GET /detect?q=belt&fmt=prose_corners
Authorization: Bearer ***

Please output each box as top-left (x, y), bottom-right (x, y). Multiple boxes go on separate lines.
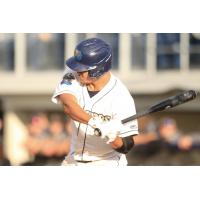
top-left (76, 160), bottom-right (93, 163)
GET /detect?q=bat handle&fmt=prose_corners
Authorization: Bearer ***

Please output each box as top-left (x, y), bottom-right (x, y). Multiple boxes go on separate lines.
top-left (94, 128), bottom-right (102, 136)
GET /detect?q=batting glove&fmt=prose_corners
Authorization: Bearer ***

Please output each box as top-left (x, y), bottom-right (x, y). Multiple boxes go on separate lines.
top-left (87, 117), bottom-right (103, 136)
top-left (99, 119), bottom-right (123, 144)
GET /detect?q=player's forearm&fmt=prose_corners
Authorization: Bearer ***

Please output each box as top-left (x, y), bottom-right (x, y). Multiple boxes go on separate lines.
top-left (59, 93), bottom-right (91, 124)
top-left (63, 102), bottom-right (91, 124)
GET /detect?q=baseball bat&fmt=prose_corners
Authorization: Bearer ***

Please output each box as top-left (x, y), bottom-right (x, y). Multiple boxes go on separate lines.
top-left (95, 90), bottom-right (197, 136)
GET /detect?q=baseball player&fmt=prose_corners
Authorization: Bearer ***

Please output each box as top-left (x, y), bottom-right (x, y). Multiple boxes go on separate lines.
top-left (52, 38), bottom-right (138, 166)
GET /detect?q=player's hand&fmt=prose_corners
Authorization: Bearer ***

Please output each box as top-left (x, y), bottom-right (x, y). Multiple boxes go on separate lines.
top-left (87, 117), bottom-right (103, 136)
top-left (99, 119), bottom-right (123, 144)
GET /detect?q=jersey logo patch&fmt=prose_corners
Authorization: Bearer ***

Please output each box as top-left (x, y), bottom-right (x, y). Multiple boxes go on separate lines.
top-left (86, 110), bottom-right (111, 122)
top-left (61, 80), bottom-right (72, 85)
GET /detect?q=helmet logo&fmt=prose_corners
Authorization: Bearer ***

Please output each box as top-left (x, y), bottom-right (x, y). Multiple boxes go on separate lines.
top-left (88, 66), bottom-right (97, 70)
top-left (74, 49), bottom-right (82, 61)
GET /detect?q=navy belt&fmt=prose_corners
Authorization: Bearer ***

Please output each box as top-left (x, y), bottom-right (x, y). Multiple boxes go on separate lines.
top-left (76, 160), bottom-right (93, 163)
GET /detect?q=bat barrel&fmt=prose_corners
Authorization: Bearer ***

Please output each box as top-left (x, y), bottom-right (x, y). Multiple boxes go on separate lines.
top-left (167, 90), bottom-right (197, 107)
top-left (176, 90), bottom-right (197, 103)
top-left (149, 90), bottom-right (197, 112)
top-left (121, 90), bottom-right (197, 125)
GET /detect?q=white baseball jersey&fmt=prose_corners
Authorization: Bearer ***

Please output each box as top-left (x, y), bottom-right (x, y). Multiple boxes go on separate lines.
top-left (52, 73), bottom-right (138, 166)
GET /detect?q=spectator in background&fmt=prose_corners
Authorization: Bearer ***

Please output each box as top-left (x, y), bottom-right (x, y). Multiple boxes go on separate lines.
top-left (24, 112), bottom-right (71, 165)
top-left (131, 116), bottom-right (160, 157)
top-left (129, 117), bottom-right (190, 165)
top-left (134, 116), bottom-right (158, 145)
top-left (129, 116), bottom-right (200, 165)
top-left (28, 112), bottom-right (49, 136)
top-left (25, 112), bottom-right (52, 165)
top-left (158, 117), bottom-right (193, 151)
top-left (132, 117), bottom-right (190, 154)
top-left (177, 135), bottom-right (193, 151)
top-left (177, 131), bottom-right (200, 151)
top-left (64, 117), bottom-right (74, 138)
top-left (48, 114), bottom-right (70, 157)
top-left (158, 117), bottom-right (182, 150)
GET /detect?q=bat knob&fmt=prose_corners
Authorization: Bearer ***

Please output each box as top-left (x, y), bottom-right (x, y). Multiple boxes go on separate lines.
top-left (94, 128), bottom-right (102, 136)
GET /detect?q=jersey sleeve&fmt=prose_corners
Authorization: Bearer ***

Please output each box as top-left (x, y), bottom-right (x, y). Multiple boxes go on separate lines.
top-left (111, 85), bottom-right (138, 138)
top-left (51, 79), bottom-right (81, 104)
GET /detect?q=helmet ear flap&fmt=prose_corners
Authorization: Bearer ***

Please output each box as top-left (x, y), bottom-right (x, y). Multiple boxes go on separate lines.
top-left (88, 58), bottom-right (112, 78)
top-left (88, 65), bottom-right (105, 78)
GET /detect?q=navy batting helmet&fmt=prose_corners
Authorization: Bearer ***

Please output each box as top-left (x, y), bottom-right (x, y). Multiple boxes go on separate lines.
top-left (66, 38), bottom-right (112, 78)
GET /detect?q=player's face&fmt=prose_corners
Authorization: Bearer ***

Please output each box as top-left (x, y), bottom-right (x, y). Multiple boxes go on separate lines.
top-left (76, 71), bottom-right (94, 85)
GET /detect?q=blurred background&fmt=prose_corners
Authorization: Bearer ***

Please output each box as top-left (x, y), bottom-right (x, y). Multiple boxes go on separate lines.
top-left (0, 33), bottom-right (200, 166)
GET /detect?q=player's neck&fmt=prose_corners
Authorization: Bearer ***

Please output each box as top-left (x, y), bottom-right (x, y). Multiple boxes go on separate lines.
top-left (87, 72), bottom-right (111, 91)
